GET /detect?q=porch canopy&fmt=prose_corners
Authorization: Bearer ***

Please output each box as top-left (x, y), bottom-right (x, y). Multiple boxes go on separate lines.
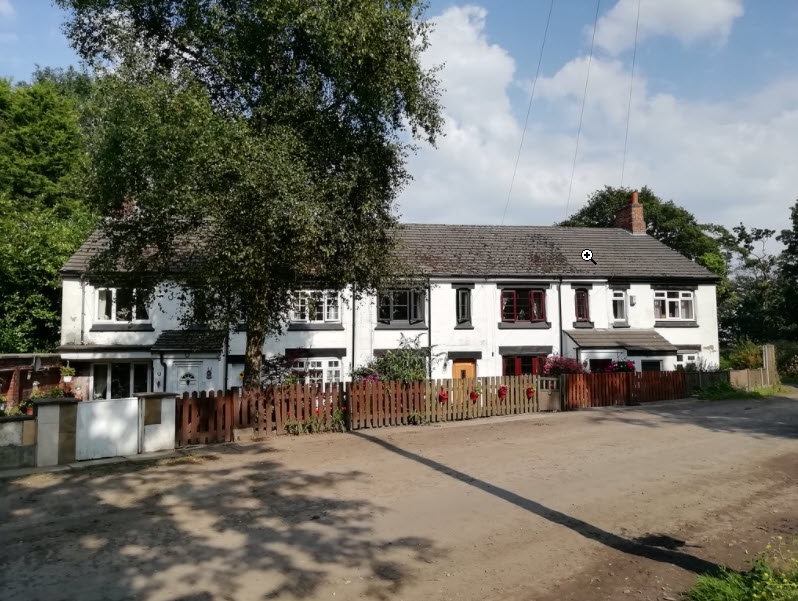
top-left (565, 329), bottom-right (677, 355)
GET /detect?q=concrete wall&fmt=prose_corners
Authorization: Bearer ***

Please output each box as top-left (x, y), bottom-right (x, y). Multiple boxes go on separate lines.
top-left (0, 417), bottom-right (36, 468)
top-left (75, 398), bottom-right (139, 461)
top-left (141, 395), bottom-right (176, 453)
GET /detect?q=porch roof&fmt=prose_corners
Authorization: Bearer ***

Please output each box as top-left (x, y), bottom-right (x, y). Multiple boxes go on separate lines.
top-left (565, 329), bottom-right (677, 352)
top-left (151, 330), bottom-right (225, 354)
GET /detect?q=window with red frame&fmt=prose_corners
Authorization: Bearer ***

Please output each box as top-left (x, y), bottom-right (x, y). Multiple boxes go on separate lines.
top-left (575, 288), bottom-right (590, 322)
top-left (503, 356), bottom-right (545, 376)
top-left (500, 289), bottom-right (546, 322)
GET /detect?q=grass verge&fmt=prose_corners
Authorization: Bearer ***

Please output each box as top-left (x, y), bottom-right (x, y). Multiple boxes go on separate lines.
top-left (698, 381), bottom-right (790, 401)
top-left (687, 538), bottom-right (798, 601)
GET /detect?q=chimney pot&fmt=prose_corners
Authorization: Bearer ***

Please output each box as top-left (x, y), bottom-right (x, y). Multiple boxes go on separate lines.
top-left (631, 191), bottom-right (639, 204)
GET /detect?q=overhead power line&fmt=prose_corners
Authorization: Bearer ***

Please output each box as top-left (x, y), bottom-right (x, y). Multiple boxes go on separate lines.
top-left (564, 0), bottom-right (601, 220)
top-left (500, 0), bottom-right (556, 225)
top-left (620, 0), bottom-right (642, 187)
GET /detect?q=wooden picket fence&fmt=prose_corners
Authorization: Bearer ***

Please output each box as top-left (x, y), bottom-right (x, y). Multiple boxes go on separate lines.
top-left (564, 371), bottom-right (686, 409)
top-left (175, 375), bottom-right (559, 447)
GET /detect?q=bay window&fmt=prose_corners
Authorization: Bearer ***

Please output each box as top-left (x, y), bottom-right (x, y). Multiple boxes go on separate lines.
top-left (501, 289), bottom-right (546, 322)
top-left (654, 290), bottom-right (695, 321)
top-left (292, 358), bottom-right (342, 386)
top-left (92, 362), bottom-right (150, 400)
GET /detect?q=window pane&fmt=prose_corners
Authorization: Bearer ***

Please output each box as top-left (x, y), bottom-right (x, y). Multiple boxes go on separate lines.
top-left (133, 364), bottom-right (149, 394)
top-left (654, 299), bottom-right (666, 318)
top-left (293, 294), bottom-right (308, 321)
top-left (501, 291), bottom-right (515, 321)
top-left (613, 292), bottom-right (625, 320)
top-left (410, 291), bottom-right (423, 323)
top-left (667, 291), bottom-right (678, 299)
top-left (504, 357), bottom-right (518, 376)
top-left (134, 291), bottom-right (149, 321)
top-left (532, 291), bottom-right (545, 321)
top-left (681, 298), bottom-right (694, 319)
top-left (93, 364), bottom-right (108, 399)
top-left (520, 357), bottom-right (533, 374)
top-left (98, 289), bottom-right (112, 321)
top-left (668, 300), bottom-right (679, 318)
top-left (115, 289), bottom-right (133, 322)
top-left (392, 291), bottom-right (409, 321)
top-left (325, 293), bottom-right (339, 321)
top-left (516, 292), bottom-right (531, 321)
top-left (110, 363), bottom-right (131, 399)
top-left (378, 293), bottom-right (391, 323)
top-left (309, 291), bottom-right (324, 321)
top-left (575, 290), bottom-right (589, 321)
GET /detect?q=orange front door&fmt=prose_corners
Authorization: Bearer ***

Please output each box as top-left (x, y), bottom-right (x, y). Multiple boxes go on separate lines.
top-left (452, 359), bottom-right (476, 379)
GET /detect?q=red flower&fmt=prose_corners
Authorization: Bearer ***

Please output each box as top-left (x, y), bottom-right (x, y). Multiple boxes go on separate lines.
top-left (315, 408), bottom-right (321, 415)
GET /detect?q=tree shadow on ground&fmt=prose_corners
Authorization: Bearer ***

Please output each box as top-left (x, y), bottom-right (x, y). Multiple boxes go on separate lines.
top-left (585, 394), bottom-right (798, 440)
top-left (0, 446), bottom-right (442, 601)
top-left (352, 431), bottom-right (725, 577)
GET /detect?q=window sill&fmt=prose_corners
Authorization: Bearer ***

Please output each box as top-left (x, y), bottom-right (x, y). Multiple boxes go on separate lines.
top-left (612, 322), bottom-right (631, 329)
top-left (454, 322), bottom-right (474, 330)
top-left (375, 323), bottom-right (428, 331)
top-left (287, 323), bottom-right (344, 331)
top-left (655, 321), bottom-right (698, 328)
top-left (90, 323), bottom-right (154, 332)
top-left (497, 321), bottom-right (551, 330)
top-left (572, 321), bottom-right (594, 329)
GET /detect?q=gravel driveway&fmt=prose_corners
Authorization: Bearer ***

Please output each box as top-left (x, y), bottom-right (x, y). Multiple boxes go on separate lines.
top-left (2, 392), bottom-right (797, 601)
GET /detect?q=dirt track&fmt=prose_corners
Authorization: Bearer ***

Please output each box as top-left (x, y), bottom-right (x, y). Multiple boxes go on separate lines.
top-left (2, 392), bottom-right (798, 601)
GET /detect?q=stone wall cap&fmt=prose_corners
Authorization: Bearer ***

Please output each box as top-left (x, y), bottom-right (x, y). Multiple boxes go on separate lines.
top-left (31, 397), bottom-right (80, 406)
top-left (0, 414), bottom-right (35, 423)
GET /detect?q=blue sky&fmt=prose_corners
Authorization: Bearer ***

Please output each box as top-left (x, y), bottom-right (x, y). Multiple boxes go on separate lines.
top-left (2, 0), bottom-right (798, 234)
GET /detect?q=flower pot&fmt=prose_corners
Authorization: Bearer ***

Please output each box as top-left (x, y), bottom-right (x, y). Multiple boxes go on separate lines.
top-left (438, 390), bottom-right (449, 404)
top-left (497, 387), bottom-right (508, 400)
top-left (62, 375), bottom-right (73, 383)
top-left (470, 392), bottom-right (479, 402)
top-left (25, 405), bottom-right (33, 416)
top-left (526, 387), bottom-right (535, 399)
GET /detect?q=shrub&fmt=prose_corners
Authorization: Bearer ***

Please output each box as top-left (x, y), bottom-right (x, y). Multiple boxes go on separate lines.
top-left (29, 386), bottom-right (67, 400)
top-left (728, 338), bottom-right (764, 370)
top-left (775, 340), bottom-right (798, 378)
top-left (60, 365), bottom-right (76, 377)
top-left (542, 355), bottom-right (585, 377)
top-left (407, 410), bottom-right (426, 425)
top-left (604, 359), bottom-right (635, 373)
top-left (353, 335), bottom-right (430, 382)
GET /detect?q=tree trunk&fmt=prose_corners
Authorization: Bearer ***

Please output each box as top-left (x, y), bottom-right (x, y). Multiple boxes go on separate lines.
top-left (243, 321), bottom-right (265, 389)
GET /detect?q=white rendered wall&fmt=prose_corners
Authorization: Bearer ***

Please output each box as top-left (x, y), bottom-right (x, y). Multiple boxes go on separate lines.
top-left (75, 398), bottom-right (139, 460)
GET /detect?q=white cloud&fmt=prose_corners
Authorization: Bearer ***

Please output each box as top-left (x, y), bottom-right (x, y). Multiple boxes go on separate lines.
top-left (594, 0), bottom-right (744, 55)
top-left (0, 0), bottom-right (14, 19)
top-left (397, 4), bottom-right (798, 236)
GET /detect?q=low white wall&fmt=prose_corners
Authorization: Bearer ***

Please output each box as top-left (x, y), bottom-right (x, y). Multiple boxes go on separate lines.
top-left (142, 397), bottom-right (175, 453)
top-left (76, 398), bottom-right (139, 461)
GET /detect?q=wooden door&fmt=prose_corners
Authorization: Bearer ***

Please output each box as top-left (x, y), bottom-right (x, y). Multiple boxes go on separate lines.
top-left (452, 359), bottom-right (476, 379)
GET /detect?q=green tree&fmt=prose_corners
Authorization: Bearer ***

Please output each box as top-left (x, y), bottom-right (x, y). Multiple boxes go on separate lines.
top-left (57, 0), bottom-right (443, 385)
top-left (558, 186), bottom-right (738, 341)
top-left (0, 73), bottom-right (96, 352)
top-left (776, 199), bottom-right (798, 339)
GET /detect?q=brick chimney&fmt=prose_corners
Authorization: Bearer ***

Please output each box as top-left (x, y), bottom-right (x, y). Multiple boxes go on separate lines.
top-left (615, 190), bottom-right (646, 234)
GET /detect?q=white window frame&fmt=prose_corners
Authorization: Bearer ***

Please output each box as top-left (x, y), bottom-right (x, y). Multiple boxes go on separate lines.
top-left (290, 291), bottom-right (341, 324)
top-left (654, 290), bottom-right (695, 321)
top-left (612, 290), bottom-right (627, 322)
top-left (456, 288), bottom-right (471, 324)
top-left (96, 287), bottom-right (150, 323)
top-left (292, 358), bottom-right (342, 387)
top-left (90, 362), bottom-right (151, 400)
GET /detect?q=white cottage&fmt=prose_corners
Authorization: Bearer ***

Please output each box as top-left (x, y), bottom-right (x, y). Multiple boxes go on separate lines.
top-left (58, 196), bottom-right (719, 400)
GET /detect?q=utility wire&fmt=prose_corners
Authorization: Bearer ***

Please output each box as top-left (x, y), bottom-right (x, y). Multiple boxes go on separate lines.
top-left (564, 0), bottom-right (601, 220)
top-left (620, 0), bottom-right (642, 187)
top-left (500, 0), bottom-right (556, 225)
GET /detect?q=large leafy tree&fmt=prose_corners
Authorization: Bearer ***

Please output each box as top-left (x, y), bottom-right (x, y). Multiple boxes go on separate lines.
top-left (57, 0), bottom-right (443, 385)
top-left (0, 70), bottom-right (96, 352)
top-left (558, 186), bottom-right (738, 341)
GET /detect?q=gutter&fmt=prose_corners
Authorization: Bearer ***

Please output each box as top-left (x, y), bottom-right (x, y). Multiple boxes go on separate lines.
top-left (557, 276), bottom-right (564, 356)
top-left (223, 330), bottom-right (229, 392)
top-left (427, 280), bottom-right (432, 379)
top-left (80, 276), bottom-right (86, 345)
top-left (159, 352), bottom-right (167, 393)
top-left (351, 283), bottom-right (357, 377)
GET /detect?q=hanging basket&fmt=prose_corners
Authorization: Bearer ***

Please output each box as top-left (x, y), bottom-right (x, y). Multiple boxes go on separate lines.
top-left (470, 391), bottom-right (479, 402)
top-left (438, 390), bottom-right (449, 404)
top-left (497, 385), bottom-right (508, 400)
top-left (62, 375), bottom-right (73, 383)
top-left (526, 386), bottom-right (536, 398)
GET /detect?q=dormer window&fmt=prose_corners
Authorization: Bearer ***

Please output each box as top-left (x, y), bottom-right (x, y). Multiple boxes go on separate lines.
top-left (97, 288), bottom-right (149, 322)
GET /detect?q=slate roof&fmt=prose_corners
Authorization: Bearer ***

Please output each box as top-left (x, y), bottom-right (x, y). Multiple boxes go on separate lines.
top-left (151, 329), bottom-right (225, 353)
top-left (63, 224), bottom-right (717, 281)
top-left (396, 225), bottom-right (716, 280)
top-left (565, 329), bottom-right (678, 352)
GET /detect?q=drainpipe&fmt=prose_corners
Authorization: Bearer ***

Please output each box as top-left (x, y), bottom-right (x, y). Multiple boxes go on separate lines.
top-left (223, 330), bottom-right (230, 392)
top-left (427, 281), bottom-right (432, 379)
top-left (557, 276), bottom-right (564, 356)
top-left (159, 352), bottom-right (167, 392)
top-left (351, 284), bottom-right (357, 378)
top-left (79, 276), bottom-right (86, 345)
